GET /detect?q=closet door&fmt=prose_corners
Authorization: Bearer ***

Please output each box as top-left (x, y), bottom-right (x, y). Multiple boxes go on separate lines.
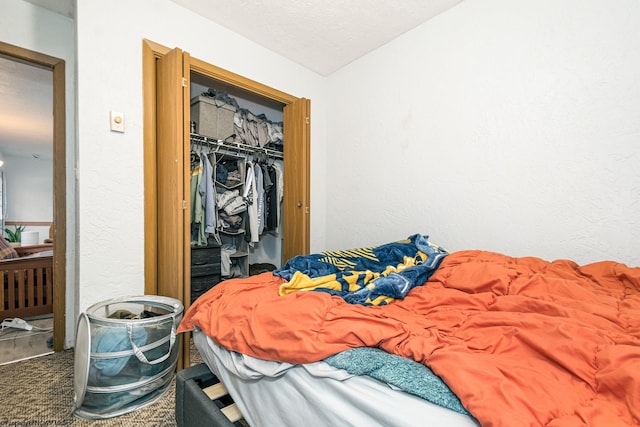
top-left (145, 41), bottom-right (311, 370)
top-left (283, 97), bottom-right (311, 262)
top-left (156, 47), bottom-right (190, 302)
top-left (155, 47), bottom-right (191, 369)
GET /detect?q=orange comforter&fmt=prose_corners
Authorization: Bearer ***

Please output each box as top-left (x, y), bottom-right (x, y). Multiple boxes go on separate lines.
top-left (179, 250), bottom-right (640, 426)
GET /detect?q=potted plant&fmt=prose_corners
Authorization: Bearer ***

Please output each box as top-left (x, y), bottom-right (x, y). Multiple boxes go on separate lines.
top-left (4, 224), bottom-right (25, 246)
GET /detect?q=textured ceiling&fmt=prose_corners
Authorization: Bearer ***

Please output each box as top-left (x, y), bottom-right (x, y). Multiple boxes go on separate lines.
top-left (171, 0), bottom-right (463, 76)
top-left (2, 0), bottom-right (463, 160)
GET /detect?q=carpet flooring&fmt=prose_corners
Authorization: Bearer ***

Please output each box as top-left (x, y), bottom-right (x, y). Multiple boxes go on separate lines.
top-left (0, 343), bottom-right (202, 426)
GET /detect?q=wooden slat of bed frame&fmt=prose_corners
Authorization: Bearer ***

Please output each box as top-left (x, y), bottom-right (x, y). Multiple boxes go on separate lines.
top-left (202, 382), bottom-right (245, 424)
top-left (203, 382), bottom-right (228, 400)
top-left (28, 269), bottom-right (36, 308)
top-left (8, 270), bottom-right (17, 309)
top-left (220, 404), bottom-right (243, 423)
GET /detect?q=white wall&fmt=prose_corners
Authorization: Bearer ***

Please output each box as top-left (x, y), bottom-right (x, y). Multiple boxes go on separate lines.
top-left (3, 154), bottom-right (53, 243)
top-left (0, 1), bottom-right (76, 346)
top-left (75, 0), bottom-right (328, 317)
top-left (326, 0), bottom-right (640, 267)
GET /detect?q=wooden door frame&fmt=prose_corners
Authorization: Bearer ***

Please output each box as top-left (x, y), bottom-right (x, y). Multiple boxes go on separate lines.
top-left (142, 39), bottom-right (310, 296)
top-left (0, 41), bottom-right (66, 352)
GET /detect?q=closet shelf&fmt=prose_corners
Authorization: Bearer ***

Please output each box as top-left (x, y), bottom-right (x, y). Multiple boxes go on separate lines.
top-left (215, 180), bottom-right (243, 191)
top-left (219, 228), bottom-right (245, 236)
top-left (191, 133), bottom-right (283, 160)
top-left (229, 251), bottom-right (248, 259)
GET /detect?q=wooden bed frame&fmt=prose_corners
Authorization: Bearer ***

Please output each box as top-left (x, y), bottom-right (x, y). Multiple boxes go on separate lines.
top-left (0, 245), bottom-right (53, 320)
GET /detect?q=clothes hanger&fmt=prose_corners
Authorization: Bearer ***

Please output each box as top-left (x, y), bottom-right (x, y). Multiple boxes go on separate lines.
top-left (190, 142), bottom-right (199, 163)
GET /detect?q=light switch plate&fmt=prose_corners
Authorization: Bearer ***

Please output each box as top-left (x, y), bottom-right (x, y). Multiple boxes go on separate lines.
top-left (110, 111), bottom-right (125, 133)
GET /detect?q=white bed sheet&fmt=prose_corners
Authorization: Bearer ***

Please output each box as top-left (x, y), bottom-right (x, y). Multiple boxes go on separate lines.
top-left (193, 330), bottom-right (479, 427)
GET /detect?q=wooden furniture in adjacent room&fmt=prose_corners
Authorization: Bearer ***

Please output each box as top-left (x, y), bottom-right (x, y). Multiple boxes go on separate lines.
top-left (0, 248), bottom-right (53, 320)
top-left (14, 243), bottom-right (53, 257)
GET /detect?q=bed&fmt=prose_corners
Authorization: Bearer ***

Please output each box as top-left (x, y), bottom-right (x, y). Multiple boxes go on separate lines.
top-left (0, 247), bottom-right (53, 321)
top-left (178, 234), bottom-right (640, 427)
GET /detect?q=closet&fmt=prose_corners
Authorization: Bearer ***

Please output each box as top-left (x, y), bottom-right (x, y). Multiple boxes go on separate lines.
top-left (143, 41), bottom-right (310, 369)
top-left (189, 78), bottom-right (287, 291)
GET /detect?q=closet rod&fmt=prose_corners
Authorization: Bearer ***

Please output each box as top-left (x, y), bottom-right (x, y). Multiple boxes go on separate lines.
top-left (190, 133), bottom-right (284, 160)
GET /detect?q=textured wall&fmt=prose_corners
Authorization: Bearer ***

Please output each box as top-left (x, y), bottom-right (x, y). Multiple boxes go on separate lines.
top-left (4, 155), bottom-right (53, 224)
top-left (75, 0), bottom-right (328, 313)
top-left (326, 0), bottom-right (640, 266)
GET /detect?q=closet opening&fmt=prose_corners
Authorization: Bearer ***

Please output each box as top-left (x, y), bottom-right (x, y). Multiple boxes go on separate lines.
top-left (143, 40), bottom-right (310, 368)
top-left (0, 41), bottom-right (66, 354)
top-left (188, 72), bottom-right (286, 299)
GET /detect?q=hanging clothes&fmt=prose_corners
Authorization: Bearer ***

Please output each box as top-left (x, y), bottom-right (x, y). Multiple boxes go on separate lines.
top-left (254, 163), bottom-right (265, 236)
top-left (244, 161), bottom-right (259, 244)
top-left (201, 153), bottom-right (219, 244)
top-left (190, 153), bottom-right (207, 246)
top-left (264, 164), bottom-right (277, 232)
top-left (272, 162), bottom-right (284, 236)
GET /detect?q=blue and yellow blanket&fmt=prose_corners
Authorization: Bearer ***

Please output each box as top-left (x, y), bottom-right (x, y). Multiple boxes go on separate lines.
top-left (274, 234), bottom-right (448, 305)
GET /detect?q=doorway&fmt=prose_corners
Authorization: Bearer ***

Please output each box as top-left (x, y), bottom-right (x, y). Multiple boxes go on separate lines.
top-left (0, 41), bottom-right (66, 355)
top-left (142, 40), bottom-right (310, 368)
